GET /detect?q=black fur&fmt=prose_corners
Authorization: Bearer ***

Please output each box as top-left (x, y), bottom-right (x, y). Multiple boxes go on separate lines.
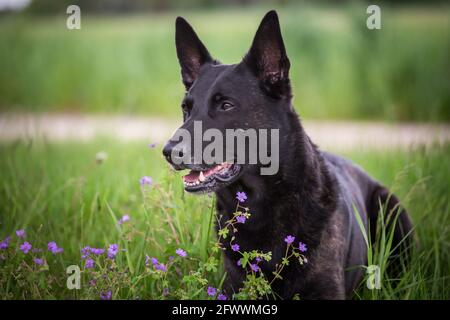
top-left (163, 10), bottom-right (414, 299)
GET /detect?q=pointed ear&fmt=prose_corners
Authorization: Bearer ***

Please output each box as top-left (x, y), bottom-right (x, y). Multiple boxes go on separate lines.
top-left (243, 10), bottom-right (291, 98)
top-left (175, 17), bottom-right (213, 90)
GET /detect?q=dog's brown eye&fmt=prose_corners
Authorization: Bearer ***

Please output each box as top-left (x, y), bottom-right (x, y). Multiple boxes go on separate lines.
top-left (219, 102), bottom-right (234, 111)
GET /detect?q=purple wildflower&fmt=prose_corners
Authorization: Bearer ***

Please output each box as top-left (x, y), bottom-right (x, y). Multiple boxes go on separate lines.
top-left (100, 291), bottom-right (112, 300)
top-left (237, 259), bottom-right (242, 266)
top-left (107, 244), bottom-right (119, 259)
top-left (0, 236), bottom-right (11, 250)
top-left (90, 248), bottom-right (105, 255)
top-left (16, 229), bottom-right (26, 238)
top-left (140, 176), bottom-right (153, 186)
top-left (162, 288), bottom-right (170, 296)
top-left (155, 263), bottom-right (167, 272)
top-left (169, 256), bottom-right (174, 261)
top-left (151, 257), bottom-right (159, 265)
top-left (175, 248), bottom-right (187, 258)
top-left (231, 244), bottom-right (240, 252)
top-left (48, 242), bottom-right (57, 252)
top-left (20, 241), bottom-right (32, 254)
top-left (236, 215), bottom-right (246, 224)
top-left (85, 259), bottom-right (95, 269)
top-left (81, 246), bottom-right (91, 259)
top-left (250, 263), bottom-right (260, 272)
top-left (207, 286), bottom-right (217, 297)
top-left (145, 255), bottom-right (150, 267)
top-left (217, 293), bottom-right (227, 300)
top-left (255, 257), bottom-right (262, 262)
top-left (89, 279), bottom-right (97, 287)
top-left (236, 191), bottom-right (247, 203)
top-left (298, 242), bottom-right (308, 252)
top-left (48, 241), bottom-right (63, 254)
top-left (33, 258), bottom-right (44, 265)
top-left (284, 235), bottom-right (295, 245)
top-left (118, 214), bottom-right (130, 226)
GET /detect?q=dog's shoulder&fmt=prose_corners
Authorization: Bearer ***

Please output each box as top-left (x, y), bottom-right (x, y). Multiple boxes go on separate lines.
top-left (321, 151), bottom-right (376, 192)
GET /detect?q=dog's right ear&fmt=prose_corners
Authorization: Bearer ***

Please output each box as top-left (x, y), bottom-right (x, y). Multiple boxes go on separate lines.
top-left (243, 10), bottom-right (291, 99)
top-left (175, 17), bottom-right (213, 90)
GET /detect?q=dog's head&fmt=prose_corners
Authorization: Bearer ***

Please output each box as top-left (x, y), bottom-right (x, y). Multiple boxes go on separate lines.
top-left (163, 10), bottom-right (293, 193)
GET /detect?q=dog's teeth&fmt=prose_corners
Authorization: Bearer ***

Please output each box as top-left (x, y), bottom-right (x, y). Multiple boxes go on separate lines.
top-left (199, 171), bottom-right (205, 182)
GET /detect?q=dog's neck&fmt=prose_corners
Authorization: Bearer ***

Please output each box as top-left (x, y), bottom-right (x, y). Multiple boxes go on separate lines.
top-left (215, 110), bottom-right (337, 252)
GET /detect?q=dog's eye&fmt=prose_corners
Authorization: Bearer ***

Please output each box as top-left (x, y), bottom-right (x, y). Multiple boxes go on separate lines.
top-left (219, 102), bottom-right (234, 111)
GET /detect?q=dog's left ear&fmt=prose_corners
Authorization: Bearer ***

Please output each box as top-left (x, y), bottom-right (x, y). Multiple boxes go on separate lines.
top-left (243, 10), bottom-right (291, 99)
top-left (175, 16), bottom-right (213, 90)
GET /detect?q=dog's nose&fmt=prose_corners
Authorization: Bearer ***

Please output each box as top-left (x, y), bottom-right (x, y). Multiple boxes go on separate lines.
top-left (162, 140), bottom-right (186, 167)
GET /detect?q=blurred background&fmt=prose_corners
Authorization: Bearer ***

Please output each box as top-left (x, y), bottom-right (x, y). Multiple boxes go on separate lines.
top-left (0, 0), bottom-right (448, 122)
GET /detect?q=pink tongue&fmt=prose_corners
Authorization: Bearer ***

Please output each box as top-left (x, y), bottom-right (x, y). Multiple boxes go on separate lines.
top-left (183, 170), bottom-right (200, 183)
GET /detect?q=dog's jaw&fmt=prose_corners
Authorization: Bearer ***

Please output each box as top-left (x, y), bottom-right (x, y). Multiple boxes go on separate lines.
top-left (182, 163), bottom-right (242, 193)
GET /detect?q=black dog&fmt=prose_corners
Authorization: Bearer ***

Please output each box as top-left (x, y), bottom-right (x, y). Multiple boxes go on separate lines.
top-left (163, 10), bottom-right (413, 299)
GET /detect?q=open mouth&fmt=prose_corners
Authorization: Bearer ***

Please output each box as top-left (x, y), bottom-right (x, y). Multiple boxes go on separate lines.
top-left (182, 162), bottom-right (241, 193)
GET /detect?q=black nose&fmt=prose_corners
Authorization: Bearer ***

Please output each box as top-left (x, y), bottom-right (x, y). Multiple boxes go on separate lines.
top-left (162, 140), bottom-right (186, 167)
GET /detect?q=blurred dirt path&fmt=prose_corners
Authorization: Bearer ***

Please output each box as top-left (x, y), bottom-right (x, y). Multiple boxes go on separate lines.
top-left (0, 113), bottom-right (449, 151)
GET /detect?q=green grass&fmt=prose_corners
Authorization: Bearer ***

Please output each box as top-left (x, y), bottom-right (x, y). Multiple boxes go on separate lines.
top-left (0, 140), bottom-right (448, 299)
top-left (0, 4), bottom-right (449, 121)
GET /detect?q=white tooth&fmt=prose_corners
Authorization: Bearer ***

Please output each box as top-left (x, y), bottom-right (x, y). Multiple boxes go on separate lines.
top-left (199, 171), bottom-right (205, 182)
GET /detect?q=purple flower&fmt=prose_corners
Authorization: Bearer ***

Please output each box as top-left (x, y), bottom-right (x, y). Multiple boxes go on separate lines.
top-left (236, 215), bottom-right (246, 224)
top-left (151, 257), bottom-right (159, 265)
top-left (140, 176), bottom-right (153, 186)
top-left (0, 236), bottom-right (11, 250)
top-left (255, 257), bottom-right (262, 262)
top-left (48, 241), bottom-right (63, 254)
top-left (20, 241), bottom-right (32, 254)
top-left (118, 214), bottom-right (130, 226)
top-left (237, 259), bottom-right (242, 266)
top-left (90, 248), bottom-right (105, 255)
top-left (85, 259), bottom-right (95, 269)
top-left (33, 258), bottom-right (44, 265)
top-left (162, 288), bottom-right (170, 296)
top-left (169, 256), bottom-right (174, 261)
top-left (231, 244), bottom-right (240, 252)
top-left (155, 263), bottom-right (167, 272)
top-left (207, 286), bottom-right (217, 297)
top-left (284, 235), bottom-right (295, 245)
top-left (250, 263), bottom-right (260, 272)
top-left (81, 246), bottom-right (91, 259)
top-left (89, 279), bottom-right (97, 287)
top-left (16, 229), bottom-right (26, 238)
top-left (236, 191), bottom-right (247, 203)
top-left (175, 248), bottom-right (187, 258)
top-left (100, 290), bottom-right (112, 300)
top-left (107, 244), bottom-right (119, 259)
top-left (298, 242), bottom-right (308, 252)
top-left (217, 293), bottom-right (227, 300)
top-left (48, 242), bottom-right (57, 252)
top-left (145, 255), bottom-right (150, 267)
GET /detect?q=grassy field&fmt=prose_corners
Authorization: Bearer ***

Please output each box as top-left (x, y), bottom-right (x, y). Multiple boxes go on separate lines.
top-left (0, 140), bottom-right (448, 299)
top-left (0, 4), bottom-right (449, 121)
